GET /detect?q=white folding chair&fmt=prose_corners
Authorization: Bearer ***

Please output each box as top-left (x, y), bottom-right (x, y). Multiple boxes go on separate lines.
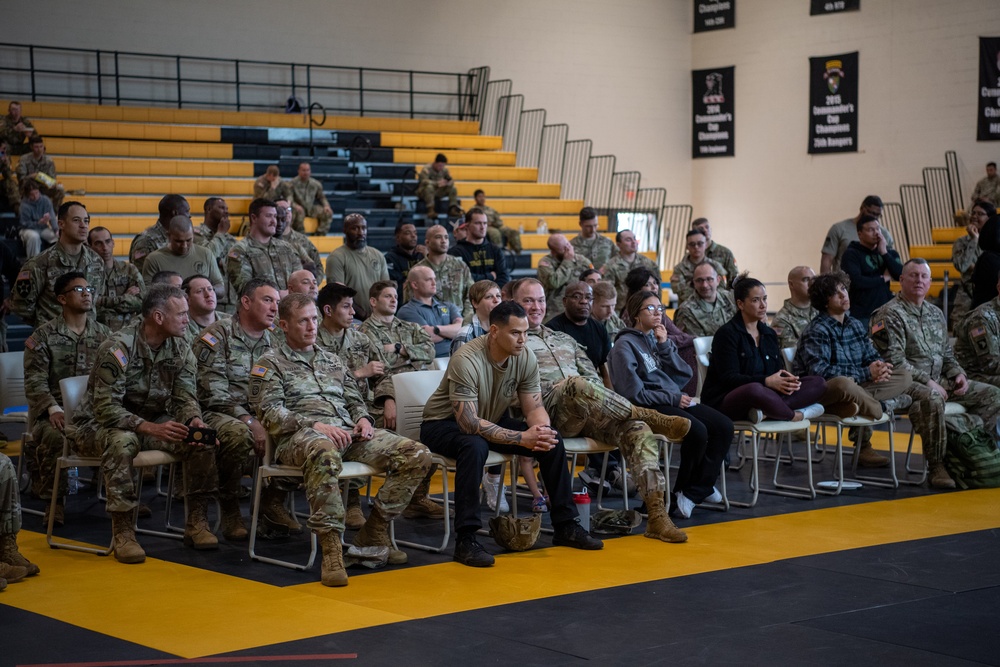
top-left (431, 357), bottom-right (450, 371)
top-left (899, 401), bottom-right (966, 486)
top-left (0, 351), bottom-right (38, 513)
top-left (811, 412), bottom-right (897, 492)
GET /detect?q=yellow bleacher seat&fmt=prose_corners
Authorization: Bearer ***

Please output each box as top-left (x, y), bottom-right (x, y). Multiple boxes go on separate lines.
top-left (58, 156), bottom-right (254, 178)
top-left (930, 227), bottom-right (968, 244)
top-left (380, 132), bottom-right (502, 151)
top-left (394, 148), bottom-right (516, 166)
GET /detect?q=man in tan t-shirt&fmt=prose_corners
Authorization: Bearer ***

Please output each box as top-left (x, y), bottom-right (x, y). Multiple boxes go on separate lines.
top-left (142, 216), bottom-right (225, 297)
top-left (420, 300), bottom-right (603, 567)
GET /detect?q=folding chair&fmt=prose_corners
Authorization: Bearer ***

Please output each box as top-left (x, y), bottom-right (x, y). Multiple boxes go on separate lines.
top-left (811, 412), bottom-right (896, 492)
top-left (0, 351), bottom-right (39, 514)
top-left (431, 357), bottom-right (450, 371)
top-left (900, 401), bottom-right (966, 486)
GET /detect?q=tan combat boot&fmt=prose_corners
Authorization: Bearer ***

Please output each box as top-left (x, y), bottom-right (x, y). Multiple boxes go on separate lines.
top-left (0, 561), bottom-right (28, 584)
top-left (353, 507), bottom-right (407, 565)
top-left (426, 206), bottom-right (437, 219)
top-left (319, 531), bottom-right (348, 587)
top-left (183, 498), bottom-right (219, 550)
top-left (631, 406), bottom-right (691, 441)
top-left (1, 534), bottom-right (40, 576)
top-left (260, 486), bottom-right (304, 535)
top-left (643, 493), bottom-right (688, 543)
top-left (344, 487), bottom-right (366, 529)
top-left (857, 445), bottom-right (890, 468)
top-left (219, 498), bottom-right (249, 541)
top-left (929, 462), bottom-right (957, 490)
top-left (110, 511), bottom-right (146, 564)
top-left (401, 466), bottom-right (447, 519)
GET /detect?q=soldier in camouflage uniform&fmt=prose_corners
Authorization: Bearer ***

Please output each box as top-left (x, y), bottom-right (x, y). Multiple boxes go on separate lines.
top-left (969, 162), bottom-right (1000, 208)
top-left (15, 137), bottom-right (64, 210)
top-left (475, 190), bottom-right (522, 253)
top-left (0, 146), bottom-right (20, 214)
top-left (249, 293), bottom-right (432, 586)
top-left (359, 281), bottom-right (436, 375)
top-left (194, 197), bottom-right (238, 314)
top-left (87, 226), bottom-right (144, 332)
top-left (129, 194), bottom-right (189, 276)
top-left (1, 452), bottom-right (41, 586)
top-left (416, 153), bottom-right (458, 218)
top-left (672, 229), bottom-right (728, 306)
top-left (673, 262), bottom-right (736, 337)
top-left (771, 266), bottom-right (818, 349)
top-left (227, 198), bottom-right (303, 297)
top-left (253, 165), bottom-right (293, 203)
top-left (68, 284), bottom-right (220, 564)
top-left (870, 259), bottom-right (1000, 489)
top-left (954, 286), bottom-right (1000, 388)
top-left (12, 201), bottom-right (105, 328)
top-left (692, 218), bottom-right (739, 284)
top-left (182, 275), bottom-right (229, 345)
top-left (571, 207), bottom-right (616, 271)
top-left (289, 163), bottom-right (333, 233)
top-left (0, 101), bottom-right (36, 156)
top-left (192, 278), bottom-right (297, 541)
top-left (274, 198), bottom-right (323, 282)
top-left (23, 272), bottom-right (110, 524)
top-left (407, 224), bottom-right (474, 319)
top-left (511, 279), bottom-right (691, 543)
top-left (603, 230), bottom-right (661, 306)
top-left (537, 233), bottom-right (593, 322)
top-left (951, 201), bottom-right (993, 325)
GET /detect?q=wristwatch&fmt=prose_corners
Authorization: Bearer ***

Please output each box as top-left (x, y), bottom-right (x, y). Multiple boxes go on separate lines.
top-left (433, 326), bottom-right (441, 336)
top-left (394, 342), bottom-right (403, 355)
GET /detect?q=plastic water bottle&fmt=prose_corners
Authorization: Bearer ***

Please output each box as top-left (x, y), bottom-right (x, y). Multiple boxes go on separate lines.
top-left (68, 466), bottom-right (80, 494)
top-left (537, 218), bottom-right (547, 235)
top-left (572, 489), bottom-right (591, 530)
top-left (519, 222), bottom-right (525, 234)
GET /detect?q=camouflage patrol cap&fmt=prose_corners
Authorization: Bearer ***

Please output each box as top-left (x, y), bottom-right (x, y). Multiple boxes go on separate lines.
top-left (590, 509), bottom-right (642, 535)
top-left (489, 514), bottom-right (541, 552)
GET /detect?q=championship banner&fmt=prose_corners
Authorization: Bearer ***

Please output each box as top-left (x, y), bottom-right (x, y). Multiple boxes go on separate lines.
top-left (810, 0), bottom-right (859, 15)
top-left (808, 52), bottom-right (858, 154)
top-left (693, 0), bottom-right (734, 33)
top-left (692, 66), bottom-right (735, 158)
top-left (978, 36), bottom-right (1000, 141)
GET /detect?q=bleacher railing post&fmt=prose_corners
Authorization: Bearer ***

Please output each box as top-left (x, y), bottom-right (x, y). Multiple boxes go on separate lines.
top-left (29, 45), bottom-right (35, 101)
top-left (96, 50), bottom-right (103, 106)
top-left (175, 56), bottom-right (182, 109)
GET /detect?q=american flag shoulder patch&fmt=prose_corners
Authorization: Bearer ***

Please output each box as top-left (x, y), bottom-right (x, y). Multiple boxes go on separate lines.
top-left (250, 365), bottom-right (268, 378)
top-left (200, 332), bottom-right (219, 346)
top-left (112, 347), bottom-right (129, 368)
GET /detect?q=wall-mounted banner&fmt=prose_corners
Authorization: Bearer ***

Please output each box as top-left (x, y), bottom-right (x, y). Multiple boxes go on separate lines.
top-left (808, 52), bottom-right (858, 154)
top-left (810, 0), bottom-right (859, 15)
top-left (978, 36), bottom-right (1000, 141)
top-left (693, 0), bottom-right (734, 33)
top-left (692, 66), bottom-right (735, 158)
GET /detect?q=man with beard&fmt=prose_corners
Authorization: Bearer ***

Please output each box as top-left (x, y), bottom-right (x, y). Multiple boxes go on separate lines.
top-left (287, 269), bottom-right (319, 300)
top-left (326, 213), bottom-right (389, 320)
top-left (227, 198), bottom-right (303, 298)
top-left (673, 262), bottom-right (736, 337)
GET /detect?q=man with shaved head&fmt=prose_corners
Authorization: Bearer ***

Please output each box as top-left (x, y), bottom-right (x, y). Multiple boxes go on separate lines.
top-left (326, 213), bottom-right (389, 320)
top-left (141, 215), bottom-right (225, 297)
top-left (537, 233), bottom-right (593, 322)
top-left (129, 194), bottom-right (189, 275)
top-left (771, 266), bottom-right (818, 349)
top-left (408, 223), bottom-right (474, 319)
top-left (396, 265), bottom-right (463, 357)
top-left (286, 269), bottom-right (319, 300)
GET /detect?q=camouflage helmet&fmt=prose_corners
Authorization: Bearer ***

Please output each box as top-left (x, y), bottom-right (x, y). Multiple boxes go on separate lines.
top-left (590, 509), bottom-right (642, 535)
top-left (489, 514), bottom-right (541, 552)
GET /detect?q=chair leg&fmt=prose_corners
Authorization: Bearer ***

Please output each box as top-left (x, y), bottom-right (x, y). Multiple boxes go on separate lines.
top-left (46, 458), bottom-right (113, 556)
top-left (727, 430), bottom-right (760, 508)
top-left (247, 472), bottom-right (317, 571)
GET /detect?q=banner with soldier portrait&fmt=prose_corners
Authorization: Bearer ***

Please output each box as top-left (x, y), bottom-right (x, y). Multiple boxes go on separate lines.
top-left (692, 66), bottom-right (735, 158)
top-left (978, 36), bottom-right (1000, 141)
top-left (808, 51), bottom-right (858, 154)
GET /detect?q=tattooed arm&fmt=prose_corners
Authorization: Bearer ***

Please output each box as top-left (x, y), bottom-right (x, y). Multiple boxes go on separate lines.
top-left (518, 391), bottom-right (550, 429)
top-left (452, 398), bottom-right (557, 451)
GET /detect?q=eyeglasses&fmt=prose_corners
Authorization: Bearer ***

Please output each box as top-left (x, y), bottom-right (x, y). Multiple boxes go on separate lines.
top-left (642, 304), bottom-right (666, 314)
top-left (62, 286), bottom-right (96, 295)
top-left (567, 293), bottom-right (594, 302)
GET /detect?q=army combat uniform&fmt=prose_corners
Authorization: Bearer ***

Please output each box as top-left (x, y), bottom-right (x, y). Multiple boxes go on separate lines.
top-left (128, 222), bottom-right (169, 276)
top-left (536, 252), bottom-right (593, 321)
top-left (12, 243), bottom-right (105, 327)
top-left (670, 256), bottom-right (727, 307)
top-left (771, 299), bottom-right (819, 350)
top-left (570, 234), bottom-right (616, 271)
top-left (284, 229), bottom-right (324, 282)
top-left (673, 291), bottom-right (736, 337)
top-left (482, 205), bottom-right (522, 253)
top-left (705, 241), bottom-right (738, 285)
top-left (96, 260), bottom-right (144, 332)
top-left (290, 177), bottom-right (332, 233)
top-left (603, 253), bottom-right (660, 307)
top-left (951, 233), bottom-right (981, 325)
top-left (954, 297), bottom-right (1000, 387)
top-left (359, 316), bottom-right (436, 375)
top-left (407, 254), bottom-right (475, 320)
top-left (415, 163), bottom-right (457, 215)
top-left (194, 225), bottom-right (238, 313)
top-left (316, 325), bottom-right (395, 426)
top-left (227, 236), bottom-right (303, 296)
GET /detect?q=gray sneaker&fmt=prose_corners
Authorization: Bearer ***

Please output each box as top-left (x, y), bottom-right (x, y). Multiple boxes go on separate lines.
top-left (881, 394), bottom-right (913, 415)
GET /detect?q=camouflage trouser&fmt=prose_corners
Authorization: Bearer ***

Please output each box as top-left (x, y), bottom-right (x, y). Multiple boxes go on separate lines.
top-left (291, 204), bottom-right (333, 234)
top-left (275, 427), bottom-right (432, 535)
top-left (0, 453), bottom-right (21, 535)
top-left (203, 412), bottom-right (253, 504)
top-left (30, 418), bottom-right (67, 499)
top-left (416, 183), bottom-right (458, 211)
top-left (907, 379), bottom-right (1000, 463)
top-left (74, 422), bottom-right (219, 513)
top-left (486, 225), bottom-right (523, 253)
top-left (951, 286), bottom-right (973, 327)
top-left (545, 376), bottom-right (664, 498)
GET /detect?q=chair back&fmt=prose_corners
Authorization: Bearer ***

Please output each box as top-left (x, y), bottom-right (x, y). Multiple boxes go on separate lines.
top-left (58, 375), bottom-right (89, 424)
top-left (393, 369), bottom-right (446, 441)
top-left (782, 347), bottom-right (795, 371)
top-left (692, 336), bottom-right (713, 399)
top-left (0, 351), bottom-right (27, 413)
top-left (431, 357), bottom-right (450, 371)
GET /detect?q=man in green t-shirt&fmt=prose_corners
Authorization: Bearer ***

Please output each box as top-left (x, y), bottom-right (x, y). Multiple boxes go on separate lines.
top-left (421, 301), bottom-right (603, 567)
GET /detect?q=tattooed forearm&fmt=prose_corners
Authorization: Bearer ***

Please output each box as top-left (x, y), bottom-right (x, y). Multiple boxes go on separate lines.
top-left (453, 400), bottom-right (523, 445)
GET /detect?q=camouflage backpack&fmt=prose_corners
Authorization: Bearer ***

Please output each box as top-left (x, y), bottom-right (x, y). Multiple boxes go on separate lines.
top-left (945, 426), bottom-right (1000, 489)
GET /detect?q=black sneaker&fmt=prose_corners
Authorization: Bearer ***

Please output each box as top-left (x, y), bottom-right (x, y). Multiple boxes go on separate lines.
top-left (454, 535), bottom-right (495, 567)
top-left (552, 521), bottom-right (604, 550)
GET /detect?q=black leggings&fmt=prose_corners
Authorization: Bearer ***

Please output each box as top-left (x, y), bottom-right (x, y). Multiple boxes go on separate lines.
top-left (650, 402), bottom-right (733, 504)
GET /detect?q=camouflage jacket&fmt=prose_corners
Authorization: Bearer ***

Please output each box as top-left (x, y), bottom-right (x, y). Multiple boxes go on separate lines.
top-left (603, 311), bottom-right (626, 340)
top-left (407, 254), bottom-right (474, 319)
top-left (15, 152), bottom-right (57, 181)
top-left (481, 204), bottom-right (503, 228)
top-left (706, 241), bottom-right (738, 284)
top-left (192, 314), bottom-right (277, 419)
top-left (952, 234), bottom-right (981, 284)
top-left (971, 175), bottom-right (1000, 207)
top-left (284, 229), bottom-right (323, 281)
top-left (194, 225), bottom-right (237, 310)
top-left (96, 260), bottom-right (144, 332)
top-left (571, 234), bottom-right (616, 271)
top-left (954, 297), bottom-right (1000, 385)
top-left (870, 296), bottom-right (962, 385)
top-left (771, 299), bottom-right (819, 350)
top-left (316, 325), bottom-right (394, 405)
top-left (183, 312), bottom-right (230, 346)
top-left (0, 113), bottom-right (34, 152)
top-left (290, 177), bottom-right (329, 210)
top-left (227, 235), bottom-right (303, 295)
top-left (23, 315), bottom-right (111, 425)
top-left (128, 222), bottom-right (169, 275)
top-left (12, 242), bottom-right (106, 327)
top-left (72, 323), bottom-right (202, 433)
top-left (417, 164), bottom-right (452, 189)
top-left (253, 176), bottom-right (293, 202)
top-left (525, 325), bottom-right (601, 396)
top-left (358, 316), bottom-right (435, 374)
top-left (673, 290), bottom-right (736, 337)
top-left (603, 253), bottom-right (660, 306)
top-left (670, 256), bottom-right (728, 306)
top-left (537, 253), bottom-right (593, 320)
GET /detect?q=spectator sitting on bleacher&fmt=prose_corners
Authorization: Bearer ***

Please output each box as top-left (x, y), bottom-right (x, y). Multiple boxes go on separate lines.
top-left (16, 136), bottom-right (64, 211)
top-left (537, 233), bottom-right (593, 322)
top-left (951, 201), bottom-right (993, 325)
top-left (672, 229), bottom-right (727, 307)
top-left (396, 266), bottom-right (463, 358)
top-left (602, 229), bottom-right (660, 306)
top-left (193, 197), bottom-right (236, 313)
top-left (88, 226), bottom-right (144, 332)
top-left (274, 198), bottom-right (322, 282)
top-left (771, 266), bottom-right (817, 350)
top-left (359, 280), bottom-right (435, 376)
top-left (287, 269), bottom-right (318, 300)
top-left (142, 216), bottom-right (225, 299)
top-left (570, 207), bottom-right (616, 271)
top-left (416, 153), bottom-right (458, 219)
top-left (385, 222), bottom-right (425, 299)
top-left (13, 201), bottom-right (104, 327)
top-left (840, 214), bottom-right (903, 329)
top-left (449, 207), bottom-right (509, 289)
top-left (182, 274), bottom-right (228, 344)
top-left (820, 195), bottom-right (896, 273)
top-left (18, 178), bottom-right (56, 258)
top-left (673, 262), bottom-right (736, 337)
top-left (325, 213), bottom-right (389, 321)
top-left (253, 165), bottom-right (292, 203)
top-left (0, 101), bottom-right (35, 156)
top-left (0, 143), bottom-right (20, 215)
top-left (476, 189), bottom-right (522, 254)
top-left (970, 161), bottom-right (1000, 209)
top-left (592, 279), bottom-right (625, 339)
top-left (954, 270), bottom-right (1000, 388)
top-left (580, 267), bottom-right (602, 287)
top-left (129, 194), bottom-right (189, 275)
top-left (289, 162), bottom-right (332, 234)
top-left (227, 198), bottom-right (303, 300)
top-left (408, 224), bottom-right (473, 320)
top-left (691, 218), bottom-right (738, 285)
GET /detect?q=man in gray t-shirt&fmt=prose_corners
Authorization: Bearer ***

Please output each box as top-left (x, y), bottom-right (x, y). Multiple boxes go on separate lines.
top-left (396, 266), bottom-right (463, 357)
top-left (820, 195), bottom-right (895, 273)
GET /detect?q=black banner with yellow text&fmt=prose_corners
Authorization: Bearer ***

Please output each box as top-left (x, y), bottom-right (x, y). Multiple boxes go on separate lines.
top-left (692, 66), bottom-right (735, 158)
top-left (808, 52), bottom-right (858, 154)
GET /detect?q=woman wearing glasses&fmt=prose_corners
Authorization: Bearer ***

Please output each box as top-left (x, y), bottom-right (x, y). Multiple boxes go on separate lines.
top-left (608, 289), bottom-right (732, 520)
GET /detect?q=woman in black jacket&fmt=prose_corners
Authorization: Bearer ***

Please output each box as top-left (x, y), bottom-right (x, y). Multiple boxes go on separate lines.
top-left (701, 274), bottom-right (826, 422)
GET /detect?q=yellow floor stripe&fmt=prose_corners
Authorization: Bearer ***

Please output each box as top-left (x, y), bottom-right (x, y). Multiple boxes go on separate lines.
top-left (4, 488), bottom-right (998, 658)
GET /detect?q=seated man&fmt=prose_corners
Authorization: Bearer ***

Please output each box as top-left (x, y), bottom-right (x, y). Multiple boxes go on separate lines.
top-left (397, 266), bottom-right (463, 358)
top-left (603, 229), bottom-right (660, 306)
top-left (385, 222), bottom-right (425, 300)
top-left (476, 189), bottom-right (522, 253)
top-left (129, 194), bottom-right (189, 276)
top-left (592, 280), bottom-right (626, 339)
top-left (537, 233), bottom-right (593, 322)
top-left (286, 269), bottom-right (319, 300)
top-left (0, 143), bottom-right (20, 214)
top-left (182, 274), bottom-right (227, 343)
top-left (274, 198), bottom-right (323, 282)
top-left (420, 300), bottom-right (604, 567)
top-left (228, 198), bottom-right (303, 298)
top-left (673, 262), bottom-right (736, 337)
top-left (249, 293), bottom-right (433, 586)
top-left (672, 229), bottom-right (727, 306)
top-left (870, 259), bottom-right (1000, 489)
top-left (142, 216), bottom-right (225, 297)
top-left (792, 271), bottom-right (913, 466)
top-left (409, 224), bottom-right (474, 319)
top-left (289, 162), bottom-right (333, 234)
top-left (416, 153), bottom-right (458, 218)
top-left (691, 218), bottom-right (738, 283)
top-left (193, 197), bottom-right (236, 313)
top-left (449, 207), bottom-right (510, 289)
top-left (18, 178), bottom-right (57, 258)
top-left (326, 213), bottom-right (389, 320)
top-left (69, 284), bottom-right (221, 563)
top-left (954, 270), bottom-right (1000, 387)
top-left (547, 280), bottom-right (611, 378)
top-left (820, 195), bottom-right (896, 273)
top-left (580, 268), bottom-right (602, 287)
top-left (15, 136), bottom-right (64, 211)
top-left (359, 281), bottom-right (436, 375)
top-left (150, 270), bottom-right (182, 288)
top-left (0, 101), bottom-right (35, 156)
top-left (192, 278), bottom-right (297, 541)
top-left (512, 278), bottom-right (691, 542)
top-left (23, 271), bottom-right (110, 522)
top-left (0, 452), bottom-right (40, 586)
top-left (970, 161), bottom-right (1000, 209)
top-left (771, 266), bottom-right (817, 349)
top-left (840, 214), bottom-right (903, 328)
top-left (253, 165), bottom-right (292, 203)
top-left (88, 226), bottom-right (144, 332)
top-left (571, 207), bottom-right (616, 271)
